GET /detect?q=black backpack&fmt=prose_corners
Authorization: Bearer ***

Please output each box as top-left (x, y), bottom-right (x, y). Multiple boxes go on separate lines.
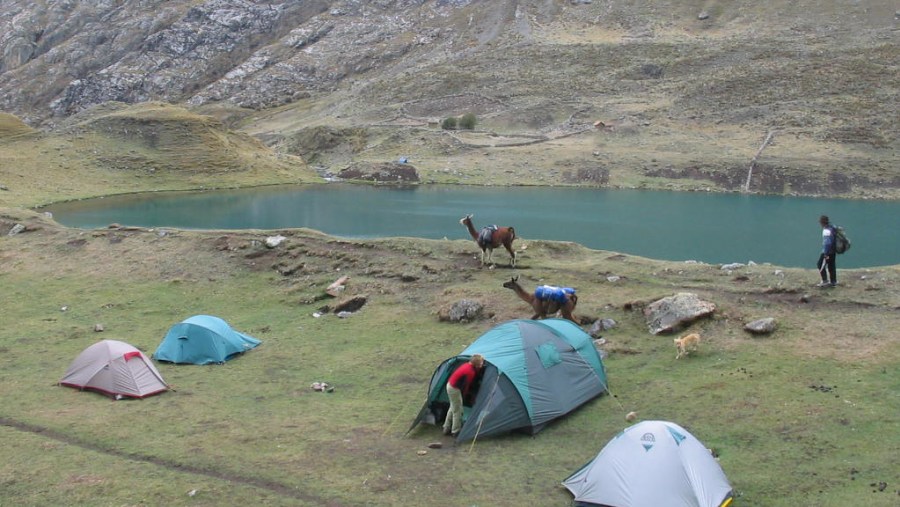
top-left (833, 226), bottom-right (851, 254)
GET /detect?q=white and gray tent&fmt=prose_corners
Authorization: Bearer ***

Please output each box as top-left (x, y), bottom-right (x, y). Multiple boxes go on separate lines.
top-left (563, 420), bottom-right (733, 507)
top-left (60, 340), bottom-right (169, 399)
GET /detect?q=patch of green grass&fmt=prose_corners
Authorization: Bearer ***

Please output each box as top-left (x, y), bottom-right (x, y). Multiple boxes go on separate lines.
top-left (1, 208), bottom-right (898, 506)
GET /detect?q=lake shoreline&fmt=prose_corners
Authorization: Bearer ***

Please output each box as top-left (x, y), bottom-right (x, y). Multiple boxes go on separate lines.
top-left (42, 183), bottom-right (900, 269)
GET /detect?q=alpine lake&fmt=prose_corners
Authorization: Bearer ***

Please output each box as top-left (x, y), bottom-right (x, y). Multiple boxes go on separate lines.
top-left (43, 184), bottom-right (900, 269)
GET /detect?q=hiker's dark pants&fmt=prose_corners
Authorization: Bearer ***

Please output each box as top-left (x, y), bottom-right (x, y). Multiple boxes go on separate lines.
top-left (817, 253), bottom-right (836, 284)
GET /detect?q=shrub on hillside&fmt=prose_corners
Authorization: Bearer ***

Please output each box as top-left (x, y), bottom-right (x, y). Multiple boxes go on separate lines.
top-left (458, 113), bottom-right (477, 130)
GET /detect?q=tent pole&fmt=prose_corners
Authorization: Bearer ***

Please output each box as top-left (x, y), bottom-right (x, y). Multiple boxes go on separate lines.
top-left (467, 372), bottom-right (502, 452)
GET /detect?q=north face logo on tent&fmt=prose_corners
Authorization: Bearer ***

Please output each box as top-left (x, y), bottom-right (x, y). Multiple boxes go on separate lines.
top-left (641, 432), bottom-right (655, 451)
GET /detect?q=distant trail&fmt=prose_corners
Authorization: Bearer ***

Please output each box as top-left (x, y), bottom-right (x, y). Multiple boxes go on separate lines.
top-left (745, 130), bottom-right (777, 192)
top-left (0, 416), bottom-right (327, 503)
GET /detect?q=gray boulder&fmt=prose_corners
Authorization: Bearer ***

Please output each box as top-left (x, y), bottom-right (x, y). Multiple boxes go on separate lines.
top-left (644, 292), bottom-right (716, 334)
top-left (588, 318), bottom-right (617, 338)
top-left (744, 317), bottom-right (777, 335)
top-left (441, 299), bottom-right (484, 323)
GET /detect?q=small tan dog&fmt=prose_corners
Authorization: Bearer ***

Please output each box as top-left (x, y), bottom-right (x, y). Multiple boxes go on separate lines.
top-left (674, 333), bottom-right (701, 359)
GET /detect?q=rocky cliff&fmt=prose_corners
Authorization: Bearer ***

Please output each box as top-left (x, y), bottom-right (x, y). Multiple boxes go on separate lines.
top-left (1, 0), bottom-right (898, 197)
top-left (1, 0), bottom-right (478, 125)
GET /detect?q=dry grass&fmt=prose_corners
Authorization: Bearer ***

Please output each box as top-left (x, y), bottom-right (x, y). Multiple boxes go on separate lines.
top-left (0, 103), bottom-right (319, 209)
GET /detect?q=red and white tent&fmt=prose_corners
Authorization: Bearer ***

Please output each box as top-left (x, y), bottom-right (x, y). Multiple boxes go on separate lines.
top-left (60, 340), bottom-right (169, 399)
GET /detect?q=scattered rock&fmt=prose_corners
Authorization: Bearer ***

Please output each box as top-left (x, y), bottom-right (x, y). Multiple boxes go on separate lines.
top-left (310, 382), bottom-right (333, 392)
top-left (0, 184), bottom-right (8, 191)
top-left (625, 411), bottom-right (637, 422)
top-left (644, 293), bottom-right (716, 334)
top-left (416, 450), bottom-right (428, 456)
top-left (427, 442), bottom-right (443, 449)
top-left (93, 324), bottom-right (104, 332)
top-left (721, 263), bottom-right (744, 271)
top-left (334, 296), bottom-right (367, 314)
top-left (265, 235), bottom-right (287, 248)
top-left (744, 317), bottom-right (777, 335)
top-left (326, 275), bottom-right (350, 297)
top-left (338, 162), bottom-right (420, 183)
top-left (588, 318), bottom-right (616, 337)
top-left (439, 299), bottom-right (485, 323)
top-left (698, 11), bottom-right (710, 20)
top-left (7, 224), bottom-right (25, 236)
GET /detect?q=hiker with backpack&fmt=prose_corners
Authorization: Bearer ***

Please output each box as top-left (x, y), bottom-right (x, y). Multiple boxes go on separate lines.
top-left (817, 215), bottom-right (839, 287)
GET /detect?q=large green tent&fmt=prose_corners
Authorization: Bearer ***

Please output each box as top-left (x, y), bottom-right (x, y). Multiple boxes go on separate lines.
top-left (410, 319), bottom-right (608, 442)
top-left (153, 315), bottom-right (261, 365)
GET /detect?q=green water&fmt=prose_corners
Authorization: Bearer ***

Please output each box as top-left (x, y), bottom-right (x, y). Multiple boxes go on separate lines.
top-left (44, 185), bottom-right (900, 268)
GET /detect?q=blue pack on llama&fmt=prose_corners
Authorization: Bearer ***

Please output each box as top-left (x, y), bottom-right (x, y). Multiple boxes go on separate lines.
top-left (534, 285), bottom-right (576, 304)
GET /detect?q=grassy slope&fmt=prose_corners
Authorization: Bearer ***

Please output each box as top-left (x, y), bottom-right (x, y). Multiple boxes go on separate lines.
top-left (0, 103), bottom-right (318, 208)
top-left (0, 206), bottom-right (898, 506)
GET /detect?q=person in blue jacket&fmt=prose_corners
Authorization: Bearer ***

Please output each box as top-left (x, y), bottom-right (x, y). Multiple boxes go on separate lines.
top-left (817, 215), bottom-right (837, 287)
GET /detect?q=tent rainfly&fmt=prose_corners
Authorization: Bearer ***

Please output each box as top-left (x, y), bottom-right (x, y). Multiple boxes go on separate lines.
top-left (60, 339), bottom-right (169, 399)
top-left (153, 315), bottom-right (261, 365)
top-left (563, 420), bottom-right (733, 507)
top-left (410, 318), bottom-right (608, 442)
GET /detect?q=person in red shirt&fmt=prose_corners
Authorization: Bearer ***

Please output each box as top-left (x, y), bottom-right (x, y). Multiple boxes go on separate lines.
top-left (442, 354), bottom-right (485, 436)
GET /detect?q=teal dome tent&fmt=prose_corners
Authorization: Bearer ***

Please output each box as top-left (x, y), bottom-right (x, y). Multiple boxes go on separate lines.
top-left (153, 315), bottom-right (261, 365)
top-left (410, 319), bottom-right (608, 442)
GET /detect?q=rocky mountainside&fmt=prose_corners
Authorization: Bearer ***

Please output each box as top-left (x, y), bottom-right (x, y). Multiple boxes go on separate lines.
top-left (1, 0), bottom-right (479, 124)
top-left (1, 0), bottom-right (898, 197)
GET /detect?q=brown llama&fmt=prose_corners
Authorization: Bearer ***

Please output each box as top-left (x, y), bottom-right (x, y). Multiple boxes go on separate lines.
top-left (502, 276), bottom-right (578, 323)
top-left (460, 213), bottom-right (516, 267)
